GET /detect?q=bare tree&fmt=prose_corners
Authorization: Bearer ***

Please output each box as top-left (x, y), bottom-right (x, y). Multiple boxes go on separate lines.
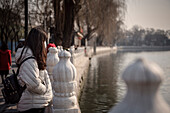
top-left (53, 0), bottom-right (81, 49)
top-left (78, 0), bottom-right (126, 46)
top-left (52, 0), bottom-right (126, 48)
top-left (53, 0), bottom-right (63, 46)
top-left (28, 0), bottom-right (54, 31)
top-left (0, 0), bottom-right (24, 51)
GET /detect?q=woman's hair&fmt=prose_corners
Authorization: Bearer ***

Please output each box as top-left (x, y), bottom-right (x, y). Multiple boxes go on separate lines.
top-left (25, 27), bottom-right (47, 70)
top-left (0, 41), bottom-right (8, 51)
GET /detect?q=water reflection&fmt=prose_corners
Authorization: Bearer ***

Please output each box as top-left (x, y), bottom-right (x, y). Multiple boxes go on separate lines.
top-left (79, 51), bottom-right (170, 113)
top-left (79, 53), bottom-right (124, 113)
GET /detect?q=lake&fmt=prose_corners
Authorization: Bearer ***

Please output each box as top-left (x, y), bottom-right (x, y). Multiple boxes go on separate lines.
top-left (79, 51), bottom-right (170, 113)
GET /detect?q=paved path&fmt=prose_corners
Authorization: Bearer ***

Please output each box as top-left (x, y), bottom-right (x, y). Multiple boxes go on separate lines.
top-left (0, 56), bottom-right (18, 113)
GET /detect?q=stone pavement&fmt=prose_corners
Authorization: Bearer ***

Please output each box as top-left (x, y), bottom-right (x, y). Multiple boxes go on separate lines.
top-left (0, 56), bottom-right (18, 113)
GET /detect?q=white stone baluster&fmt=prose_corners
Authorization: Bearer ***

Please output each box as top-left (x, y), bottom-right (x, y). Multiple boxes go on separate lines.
top-left (46, 47), bottom-right (59, 83)
top-left (109, 58), bottom-right (170, 113)
top-left (70, 46), bottom-right (74, 64)
top-left (52, 50), bottom-right (81, 113)
top-left (57, 46), bottom-right (63, 54)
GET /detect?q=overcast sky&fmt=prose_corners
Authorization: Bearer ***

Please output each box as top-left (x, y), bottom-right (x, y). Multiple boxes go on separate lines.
top-left (124, 0), bottom-right (170, 30)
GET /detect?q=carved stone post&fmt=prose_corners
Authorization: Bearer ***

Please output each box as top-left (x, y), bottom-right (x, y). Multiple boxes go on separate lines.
top-left (70, 46), bottom-right (74, 64)
top-left (109, 58), bottom-right (170, 113)
top-left (57, 46), bottom-right (63, 54)
top-left (52, 50), bottom-right (81, 113)
top-left (46, 47), bottom-right (59, 83)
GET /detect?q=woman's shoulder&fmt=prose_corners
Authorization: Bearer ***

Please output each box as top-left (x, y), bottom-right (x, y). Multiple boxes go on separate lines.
top-left (16, 47), bottom-right (32, 55)
top-left (15, 47), bottom-right (34, 64)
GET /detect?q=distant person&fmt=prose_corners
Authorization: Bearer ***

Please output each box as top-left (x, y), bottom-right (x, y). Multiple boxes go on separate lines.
top-left (15, 39), bottom-right (25, 52)
top-left (15, 27), bottom-right (52, 113)
top-left (47, 38), bottom-right (56, 53)
top-left (0, 41), bottom-right (11, 84)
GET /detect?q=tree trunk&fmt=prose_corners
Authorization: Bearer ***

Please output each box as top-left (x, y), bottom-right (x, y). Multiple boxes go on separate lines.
top-left (62, 0), bottom-right (74, 49)
top-left (53, 0), bottom-right (81, 49)
top-left (5, 33), bottom-right (8, 44)
top-left (54, 0), bottom-right (63, 46)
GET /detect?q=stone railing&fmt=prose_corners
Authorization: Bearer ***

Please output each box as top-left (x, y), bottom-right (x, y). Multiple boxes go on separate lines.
top-left (46, 47), bottom-right (59, 83)
top-left (46, 46), bottom-right (114, 112)
top-left (72, 51), bottom-right (90, 97)
top-left (52, 50), bottom-right (81, 113)
top-left (109, 58), bottom-right (170, 113)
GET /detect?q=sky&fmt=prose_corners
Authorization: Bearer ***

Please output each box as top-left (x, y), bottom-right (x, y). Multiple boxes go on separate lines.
top-left (125, 0), bottom-right (170, 30)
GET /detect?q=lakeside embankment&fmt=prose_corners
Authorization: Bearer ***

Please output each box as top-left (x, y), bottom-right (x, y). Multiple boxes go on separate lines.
top-left (74, 46), bottom-right (170, 98)
top-left (72, 46), bottom-right (114, 98)
top-left (118, 46), bottom-right (170, 52)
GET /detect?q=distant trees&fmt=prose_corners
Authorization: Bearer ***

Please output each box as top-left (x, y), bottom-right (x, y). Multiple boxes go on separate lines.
top-left (0, 0), bottom-right (127, 51)
top-left (145, 29), bottom-right (168, 46)
top-left (0, 0), bottom-right (55, 51)
top-left (0, 0), bottom-right (24, 52)
top-left (28, 0), bottom-right (54, 30)
top-left (28, 0), bottom-right (126, 48)
top-left (117, 25), bottom-right (170, 46)
top-left (53, 0), bottom-right (126, 48)
top-left (77, 0), bottom-right (126, 46)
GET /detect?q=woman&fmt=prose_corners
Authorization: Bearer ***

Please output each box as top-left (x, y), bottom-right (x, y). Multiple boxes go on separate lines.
top-left (15, 27), bottom-right (52, 113)
top-left (0, 42), bottom-right (11, 84)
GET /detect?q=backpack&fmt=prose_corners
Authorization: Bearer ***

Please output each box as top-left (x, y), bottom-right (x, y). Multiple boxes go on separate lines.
top-left (1, 56), bottom-right (35, 104)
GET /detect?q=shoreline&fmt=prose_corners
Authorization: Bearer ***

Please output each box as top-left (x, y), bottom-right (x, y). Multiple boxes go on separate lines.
top-left (117, 46), bottom-right (170, 52)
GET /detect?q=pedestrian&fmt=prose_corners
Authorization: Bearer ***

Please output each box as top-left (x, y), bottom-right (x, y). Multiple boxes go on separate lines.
top-left (0, 42), bottom-right (11, 84)
top-left (15, 39), bottom-right (25, 52)
top-left (15, 27), bottom-right (53, 113)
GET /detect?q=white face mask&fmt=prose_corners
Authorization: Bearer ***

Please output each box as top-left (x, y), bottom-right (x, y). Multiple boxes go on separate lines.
top-left (44, 41), bottom-right (47, 49)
